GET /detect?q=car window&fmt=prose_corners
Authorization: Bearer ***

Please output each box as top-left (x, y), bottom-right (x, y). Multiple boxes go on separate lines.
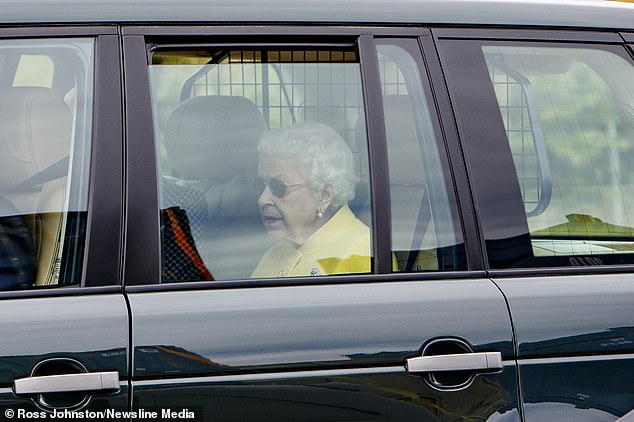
top-left (149, 44), bottom-right (373, 281)
top-left (482, 45), bottom-right (634, 266)
top-left (0, 38), bottom-right (94, 291)
top-left (13, 54), bottom-right (54, 88)
top-left (377, 41), bottom-right (465, 272)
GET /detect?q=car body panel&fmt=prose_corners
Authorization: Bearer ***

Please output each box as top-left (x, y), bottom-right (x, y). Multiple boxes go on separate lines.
top-left (132, 366), bottom-right (518, 422)
top-left (129, 279), bottom-right (518, 420)
top-left (495, 274), bottom-right (634, 358)
top-left (0, 294), bottom-right (129, 411)
top-left (129, 280), bottom-right (514, 377)
top-left (518, 356), bottom-right (634, 420)
top-left (493, 275), bottom-right (634, 419)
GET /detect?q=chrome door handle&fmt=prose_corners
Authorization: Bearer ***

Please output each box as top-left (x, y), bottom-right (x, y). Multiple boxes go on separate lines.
top-left (13, 371), bottom-right (119, 395)
top-left (406, 352), bottom-right (503, 374)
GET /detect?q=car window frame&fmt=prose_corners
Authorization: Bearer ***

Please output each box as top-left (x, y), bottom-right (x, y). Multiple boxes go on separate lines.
top-left (122, 25), bottom-right (485, 290)
top-left (435, 27), bottom-right (634, 277)
top-left (0, 26), bottom-right (124, 298)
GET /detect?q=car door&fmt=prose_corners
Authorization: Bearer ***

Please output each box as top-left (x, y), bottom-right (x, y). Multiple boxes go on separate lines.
top-left (0, 28), bottom-right (127, 414)
top-left (436, 28), bottom-right (634, 421)
top-left (123, 27), bottom-right (520, 421)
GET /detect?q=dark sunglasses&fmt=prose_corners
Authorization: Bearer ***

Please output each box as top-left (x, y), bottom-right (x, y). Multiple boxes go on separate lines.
top-left (256, 177), bottom-right (306, 198)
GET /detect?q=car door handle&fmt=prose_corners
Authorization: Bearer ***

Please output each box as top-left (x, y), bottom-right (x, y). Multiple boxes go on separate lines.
top-left (406, 352), bottom-right (503, 374)
top-left (13, 371), bottom-right (119, 395)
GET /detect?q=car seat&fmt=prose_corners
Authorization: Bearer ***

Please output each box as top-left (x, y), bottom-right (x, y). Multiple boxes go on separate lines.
top-left (162, 95), bottom-right (272, 280)
top-left (0, 87), bottom-right (73, 286)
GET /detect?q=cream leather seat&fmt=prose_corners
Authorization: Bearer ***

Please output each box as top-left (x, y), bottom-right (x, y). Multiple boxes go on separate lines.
top-left (0, 87), bottom-right (73, 286)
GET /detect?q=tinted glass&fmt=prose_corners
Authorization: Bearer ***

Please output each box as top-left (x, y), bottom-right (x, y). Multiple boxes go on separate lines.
top-left (0, 38), bottom-right (94, 290)
top-left (150, 45), bottom-right (373, 281)
top-left (377, 42), bottom-right (465, 272)
top-left (482, 46), bottom-right (634, 266)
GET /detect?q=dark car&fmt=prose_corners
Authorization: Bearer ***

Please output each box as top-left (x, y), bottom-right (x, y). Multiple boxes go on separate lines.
top-left (1, 0), bottom-right (633, 421)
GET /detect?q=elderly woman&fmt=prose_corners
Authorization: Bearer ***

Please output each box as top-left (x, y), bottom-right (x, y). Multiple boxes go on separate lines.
top-left (251, 122), bottom-right (370, 278)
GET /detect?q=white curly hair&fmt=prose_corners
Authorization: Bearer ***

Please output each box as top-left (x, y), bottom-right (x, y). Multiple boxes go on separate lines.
top-left (258, 122), bottom-right (357, 209)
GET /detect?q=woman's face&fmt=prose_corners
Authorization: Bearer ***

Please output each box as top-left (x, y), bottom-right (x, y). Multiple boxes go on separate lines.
top-left (258, 155), bottom-right (328, 245)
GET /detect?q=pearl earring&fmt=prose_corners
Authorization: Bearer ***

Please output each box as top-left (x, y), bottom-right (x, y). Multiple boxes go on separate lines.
top-left (317, 211), bottom-right (324, 218)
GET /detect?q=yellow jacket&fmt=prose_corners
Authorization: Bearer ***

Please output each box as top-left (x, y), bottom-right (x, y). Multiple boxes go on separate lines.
top-left (251, 205), bottom-right (370, 277)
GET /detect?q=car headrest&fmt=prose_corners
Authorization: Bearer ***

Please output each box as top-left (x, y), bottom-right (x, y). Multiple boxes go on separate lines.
top-left (163, 96), bottom-right (267, 181)
top-left (0, 87), bottom-right (72, 192)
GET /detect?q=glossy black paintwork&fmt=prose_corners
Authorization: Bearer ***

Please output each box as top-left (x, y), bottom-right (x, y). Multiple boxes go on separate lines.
top-left (519, 357), bottom-right (634, 420)
top-left (495, 274), bottom-right (634, 358)
top-left (0, 295), bottom-right (128, 387)
top-left (129, 280), bottom-right (513, 379)
top-left (493, 271), bottom-right (634, 419)
top-left (132, 366), bottom-right (519, 422)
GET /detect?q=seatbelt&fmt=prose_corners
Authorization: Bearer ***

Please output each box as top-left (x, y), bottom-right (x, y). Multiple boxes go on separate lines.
top-left (405, 188), bottom-right (432, 272)
top-left (3, 156), bottom-right (69, 194)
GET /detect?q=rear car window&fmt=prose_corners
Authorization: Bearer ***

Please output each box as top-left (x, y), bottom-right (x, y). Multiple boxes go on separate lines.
top-left (149, 44), bottom-right (374, 281)
top-left (482, 44), bottom-right (634, 266)
top-left (0, 38), bottom-right (94, 290)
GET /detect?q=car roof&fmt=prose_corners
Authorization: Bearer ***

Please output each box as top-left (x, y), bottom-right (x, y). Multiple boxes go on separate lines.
top-left (2, 0), bottom-right (634, 31)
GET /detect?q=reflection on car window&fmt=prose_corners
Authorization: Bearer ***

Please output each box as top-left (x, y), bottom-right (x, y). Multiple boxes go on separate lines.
top-left (149, 46), bottom-right (373, 281)
top-left (0, 38), bottom-right (94, 291)
top-left (483, 46), bottom-right (634, 265)
top-left (377, 42), bottom-right (465, 272)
